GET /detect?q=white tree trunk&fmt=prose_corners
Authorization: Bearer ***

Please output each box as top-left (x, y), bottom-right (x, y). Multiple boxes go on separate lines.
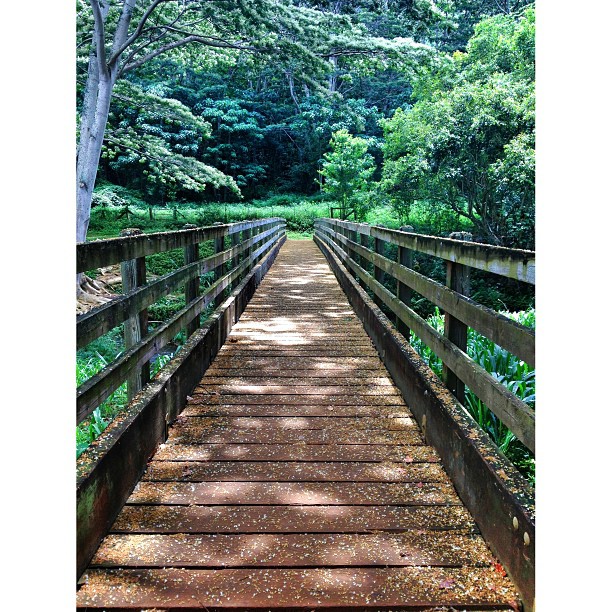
top-left (76, 71), bottom-right (115, 243)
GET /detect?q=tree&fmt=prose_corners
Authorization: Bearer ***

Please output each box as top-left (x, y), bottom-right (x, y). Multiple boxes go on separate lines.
top-left (380, 7), bottom-right (535, 247)
top-left (319, 129), bottom-right (376, 220)
top-left (77, 0), bottom-right (434, 244)
top-left (77, 0), bottom-right (331, 243)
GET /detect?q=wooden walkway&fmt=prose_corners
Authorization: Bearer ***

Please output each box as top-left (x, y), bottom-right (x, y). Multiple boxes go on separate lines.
top-left (77, 240), bottom-right (519, 610)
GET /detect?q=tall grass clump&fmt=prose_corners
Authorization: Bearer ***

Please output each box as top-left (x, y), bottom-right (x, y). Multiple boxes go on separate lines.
top-left (409, 307), bottom-right (535, 484)
top-left (76, 329), bottom-right (172, 458)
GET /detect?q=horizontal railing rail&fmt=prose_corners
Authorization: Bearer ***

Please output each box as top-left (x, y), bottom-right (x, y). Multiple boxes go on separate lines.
top-left (76, 218), bottom-right (286, 425)
top-left (314, 218), bottom-right (535, 454)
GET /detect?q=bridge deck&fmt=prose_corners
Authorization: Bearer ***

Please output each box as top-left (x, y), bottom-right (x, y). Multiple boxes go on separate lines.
top-left (77, 240), bottom-right (519, 610)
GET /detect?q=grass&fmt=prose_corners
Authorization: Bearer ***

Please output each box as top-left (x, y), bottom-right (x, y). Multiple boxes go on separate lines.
top-left (409, 307), bottom-right (535, 484)
top-left (87, 187), bottom-right (330, 240)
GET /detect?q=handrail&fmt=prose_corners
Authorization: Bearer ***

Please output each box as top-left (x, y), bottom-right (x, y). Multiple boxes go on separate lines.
top-left (77, 217), bottom-right (283, 272)
top-left (314, 218), bottom-right (535, 454)
top-left (317, 218), bottom-right (535, 284)
top-left (77, 218), bottom-right (286, 425)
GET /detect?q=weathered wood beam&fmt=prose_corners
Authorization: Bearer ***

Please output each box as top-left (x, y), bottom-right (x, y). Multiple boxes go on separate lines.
top-left (77, 218), bottom-right (283, 272)
top-left (316, 228), bottom-right (535, 453)
top-left (317, 219), bottom-right (535, 284)
top-left (318, 224), bottom-right (534, 366)
top-left (77, 225), bottom-right (282, 348)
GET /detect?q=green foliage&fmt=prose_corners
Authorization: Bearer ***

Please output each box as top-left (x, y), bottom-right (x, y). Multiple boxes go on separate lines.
top-left (87, 184), bottom-right (329, 238)
top-left (319, 130), bottom-right (376, 220)
top-left (379, 8), bottom-right (535, 248)
top-left (409, 307), bottom-right (535, 483)
top-left (100, 80), bottom-right (240, 203)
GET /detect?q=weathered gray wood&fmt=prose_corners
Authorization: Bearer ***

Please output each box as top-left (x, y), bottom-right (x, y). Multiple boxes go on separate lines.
top-left (374, 235), bottom-right (385, 310)
top-left (317, 230), bottom-right (535, 453)
top-left (183, 224), bottom-right (200, 338)
top-left (77, 232), bottom-right (284, 424)
top-left (213, 223), bottom-right (225, 307)
top-left (316, 219), bottom-right (535, 285)
top-left (77, 218), bottom-right (284, 272)
top-left (230, 230), bottom-right (241, 290)
top-left (397, 225), bottom-right (414, 338)
top-left (120, 229), bottom-right (149, 400)
top-left (316, 224), bottom-right (534, 366)
top-left (314, 233), bottom-right (534, 611)
top-left (444, 232), bottom-right (472, 404)
top-left (77, 233), bottom-right (286, 581)
top-left (77, 225), bottom-right (282, 348)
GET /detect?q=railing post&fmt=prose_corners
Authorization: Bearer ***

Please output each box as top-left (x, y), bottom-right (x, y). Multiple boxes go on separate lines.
top-left (347, 225), bottom-right (358, 279)
top-left (359, 229), bottom-right (369, 289)
top-left (183, 224), bottom-right (200, 338)
top-left (120, 228), bottom-right (149, 400)
top-left (251, 221), bottom-right (261, 266)
top-left (443, 231), bottom-right (473, 404)
top-left (396, 225), bottom-right (414, 338)
top-left (213, 222), bottom-right (225, 307)
top-left (373, 232), bottom-right (385, 309)
top-left (230, 225), bottom-right (241, 290)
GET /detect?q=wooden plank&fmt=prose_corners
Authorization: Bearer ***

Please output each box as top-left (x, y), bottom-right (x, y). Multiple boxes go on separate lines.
top-left (192, 385), bottom-right (401, 397)
top-left (397, 225), bottom-right (414, 338)
top-left (185, 394), bottom-right (406, 406)
top-left (77, 218), bottom-right (284, 272)
top-left (198, 375), bottom-right (393, 386)
top-left (153, 443), bottom-right (438, 463)
top-left (112, 504), bottom-right (477, 533)
top-left (120, 228), bottom-right (149, 400)
top-left (142, 460), bottom-right (448, 482)
top-left (181, 404), bottom-right (413, 417)
top-left (202, 367), bottom-right (389, 378)
top-left (183, 224), bottom-right (200, 338)
top-left (208, 356), bottom-right (384, 370)
top-left (318, 222), bottom-right (535, 365)
top-left (77, 567), bottom-right (518, 609)
top-left (316, 218), bottom-right (535, 284)
top-left (91, 532), bottom-right (494, 568)
top-left (127, 481), bottom-right (460, 506)
top-left (173, 416), bottom-right (416, 431)
top-left (166, 427), bottom-right (425, 445)
top-left (444, 234), bottom-right (472, 404)
top-left (318, 230), bottom-right (535, 452)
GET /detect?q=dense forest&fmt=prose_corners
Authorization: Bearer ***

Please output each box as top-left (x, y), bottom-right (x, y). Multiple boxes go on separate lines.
top-left (76, 0), bottom-right (535, 480)
top-left (77, 0), bottom-right (534, 250)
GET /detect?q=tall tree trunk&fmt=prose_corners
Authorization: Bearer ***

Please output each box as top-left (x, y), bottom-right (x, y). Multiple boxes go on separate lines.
top-left (77, 71), bottom-right (115, 243)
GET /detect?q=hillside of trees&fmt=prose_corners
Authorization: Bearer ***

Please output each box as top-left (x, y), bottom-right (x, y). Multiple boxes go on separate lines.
top-left (78, 0), bottom-right (534, 250)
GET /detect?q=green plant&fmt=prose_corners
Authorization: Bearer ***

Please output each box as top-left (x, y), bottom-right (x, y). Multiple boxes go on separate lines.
top-left (409, 307), bottom-right (535, 483)
top-left (76, 337), bottom-right (173, 458)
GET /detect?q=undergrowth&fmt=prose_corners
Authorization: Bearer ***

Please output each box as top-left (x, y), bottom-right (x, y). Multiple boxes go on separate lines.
top-left (409, 308), bottom-right (535, 484)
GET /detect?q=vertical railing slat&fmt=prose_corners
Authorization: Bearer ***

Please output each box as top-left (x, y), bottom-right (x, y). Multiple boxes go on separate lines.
top-left (443, 231), bottom-right (473, 404)
top-left (120, 228), bottom-right (149, 400)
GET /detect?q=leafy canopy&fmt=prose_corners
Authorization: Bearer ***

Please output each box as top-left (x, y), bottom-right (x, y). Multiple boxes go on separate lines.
top-left (380, 7), bottom-right (535, 247)
top-left (319, 129), bottom-right (376, 220)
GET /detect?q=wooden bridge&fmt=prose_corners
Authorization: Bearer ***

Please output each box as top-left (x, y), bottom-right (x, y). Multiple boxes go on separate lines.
top-left (76, 219), bottom-right (535, 611)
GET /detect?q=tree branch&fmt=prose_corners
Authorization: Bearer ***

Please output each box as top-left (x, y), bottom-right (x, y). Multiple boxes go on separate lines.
top-left (89, 0), bottom-right (109, 78)
top-left (108, 0), bottom-right (169, 66)
top-left (122, 35), bottom-right (261, 73)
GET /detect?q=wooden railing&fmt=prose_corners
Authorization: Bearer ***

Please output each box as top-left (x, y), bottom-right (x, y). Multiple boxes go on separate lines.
top-left (77, 218), bottom-right (286, 425)
top-left (314, 218), bottom-right (535, 454)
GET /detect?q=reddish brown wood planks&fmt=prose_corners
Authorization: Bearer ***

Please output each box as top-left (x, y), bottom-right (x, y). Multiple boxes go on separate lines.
top-left (77, 240), bottom-right (520, 610)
